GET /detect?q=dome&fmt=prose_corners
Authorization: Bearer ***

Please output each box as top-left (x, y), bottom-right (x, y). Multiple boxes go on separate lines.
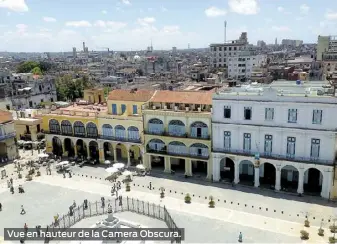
top-left (134, 55), bottom-right (141, 60)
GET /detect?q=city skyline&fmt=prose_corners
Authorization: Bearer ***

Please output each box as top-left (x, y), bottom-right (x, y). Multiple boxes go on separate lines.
top-left (0, 0), bottom-right (337, 52)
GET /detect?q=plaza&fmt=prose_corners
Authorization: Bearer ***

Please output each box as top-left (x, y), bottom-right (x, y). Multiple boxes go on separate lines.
top-left (0, 155), bottom-right (334, 243)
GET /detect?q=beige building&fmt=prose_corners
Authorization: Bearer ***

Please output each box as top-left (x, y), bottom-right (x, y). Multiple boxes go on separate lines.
top-left (0, 110), bottom-right (18, 162)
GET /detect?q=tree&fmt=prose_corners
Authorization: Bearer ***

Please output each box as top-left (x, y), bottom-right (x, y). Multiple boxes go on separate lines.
top-left (136, 68), bottom-right (144, 76)
top-left (16, 61), bottom-right (40, 73)
top-left (31, 67), bottom-right (42, 75)
top-left (56, 75), bottom-right (94, 101)
top-left (39, 61), bottom-right (52, 72)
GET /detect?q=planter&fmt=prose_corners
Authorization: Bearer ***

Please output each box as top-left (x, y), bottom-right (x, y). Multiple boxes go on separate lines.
top-left (184, 194), bottom-right (191, 204)
top-left (330, 225), bottom-right (337, 233)
top-left (126, 184), bottom-right (131, 192)
top-left (330, 237), bottom-right (336, 243)
top-left (36, 171), bottom-right (41, 177)
top-left (25, 175), bottom-right (32, 181)
top-left (18, 173), bottom-right (22, 179)
top-left (300, 230), bottom-right (309, 240)
top-left (28, 169), bottom-right (35, 175)
top-left (160, 192), bottom-right (165, 198)
top-left (318, 228), bottom-right (324, 236)
top-left (304, 220), bottom-right (310, 227)
top-left (209, 200), bottom-right (215, 208)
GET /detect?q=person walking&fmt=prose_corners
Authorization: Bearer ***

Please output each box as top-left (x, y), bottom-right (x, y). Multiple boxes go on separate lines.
top-left (238, 232), bottom-right (243, 242)
top-left (20, 205), bottom-right (26, 215)
top-left (0, 202), bottom-right (2, 211)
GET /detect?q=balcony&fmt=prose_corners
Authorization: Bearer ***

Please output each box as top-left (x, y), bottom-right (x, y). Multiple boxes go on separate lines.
top-left (213, 147), bottom-right (334, 165)
top-left (144, 130), bottom-right (210, 140)
top-left (147, 148), bottom-right (209, 160)
top-left (0, 132), bottom-right (16, 141)
top-left (100, 135), bottom-right (141, 143)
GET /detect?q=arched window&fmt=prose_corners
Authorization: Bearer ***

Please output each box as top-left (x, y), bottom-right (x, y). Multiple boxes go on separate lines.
top-left (168, 141), bottom-right (187, 155)
top-left (49, 119), bottom-right (60, 134)
top-left (86, 122), bottom-right (98, 138)
top-left (61, 120), bottom-right (72, 136)
top-left (102, 124), bottom-right (113, 138)
top-left (190, 121), bottom-right (208, 139)
top-left (74, 121), bottom-right (85, 137)
top-left (148, 139), bottom-right (165, 151)
top-left (127, 126), bottom-right (140, 141)
top-left (190, 143), bottom-right (209, 158)
top-left (115, 125), bottom-right (126, 139)
top-left (148, 118), bottom-right (164, 135)
top-left (168, 120), bottom-right (185, 136)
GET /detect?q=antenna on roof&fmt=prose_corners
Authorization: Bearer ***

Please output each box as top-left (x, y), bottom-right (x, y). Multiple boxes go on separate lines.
top-left (224, 21), bottom-right (227, 43)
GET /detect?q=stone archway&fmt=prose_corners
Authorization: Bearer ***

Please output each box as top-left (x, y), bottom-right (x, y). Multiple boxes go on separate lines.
top-left (129, 145), bottom-right (141, 166)
top-left (281, 165), bottom-right (299, 192)
top-left (52, 137), bottom-right (63, 157)
top-left (89, 141), bottom-right (99, 161)
top-left (303, 168), bottom-right (323, 195)
top-left (76, 139), bottom-right (87, 159)
top-left (219, 157), bottom-right (235, 182)
top-left (239, 160), bottom-right (254, 185)
top-left (260, 162), bottom-right (276, 187)
top-left (116, 143), bottom-right (128, 162)
top-left (103, 142), bottom-right (114, 161)
top-left (64, 138), bottom-right (75, 157)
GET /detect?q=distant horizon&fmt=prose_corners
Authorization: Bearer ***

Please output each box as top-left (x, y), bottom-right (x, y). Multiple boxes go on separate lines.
top-left (0, 0), bottom-right (333, 52)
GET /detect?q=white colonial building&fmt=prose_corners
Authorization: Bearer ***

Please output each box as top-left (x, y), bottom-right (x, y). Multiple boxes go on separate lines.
top-left (212, 81), bottom-right (337, 199)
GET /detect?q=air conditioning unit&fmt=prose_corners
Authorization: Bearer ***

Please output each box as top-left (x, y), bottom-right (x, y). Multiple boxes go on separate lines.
top-left (186, 107), bottom-right (189, 112)
top-left (152, 106), bottom-right (156, 110)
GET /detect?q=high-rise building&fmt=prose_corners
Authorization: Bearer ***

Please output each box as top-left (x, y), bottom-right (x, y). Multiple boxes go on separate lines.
top-left (73, 47), bottom-right (77, 58)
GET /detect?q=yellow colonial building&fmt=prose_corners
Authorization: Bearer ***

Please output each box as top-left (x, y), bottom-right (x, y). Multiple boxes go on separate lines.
top-left (0, 110), bottom-right (18, 162)
top-left (41, 88), bottom-right (154, 166)
top-left (142, 90), bottom-right (213, 180)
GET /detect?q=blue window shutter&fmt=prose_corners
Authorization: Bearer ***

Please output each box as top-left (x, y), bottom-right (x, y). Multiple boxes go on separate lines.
top-left (121, 104), bottom-right (126, 114)
top-left (112, 104), bottom-right (117, 115)
top-left (133, 105), bottom-right (138, 114)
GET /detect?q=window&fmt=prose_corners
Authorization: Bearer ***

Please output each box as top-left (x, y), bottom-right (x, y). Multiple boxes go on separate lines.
top-left (244, 107), bottom-right (252, 120)
top-left (243, 133), bottom-right (251, 152)
top-left (133, 105), bottom-right (138, 115)
top-left (265, 108), bottom-right (274, 121)
top-left (288, 109), bottom-right (297, 123)
top-left (312, 109), bottom-right (322, 124)
top-left (286, 137), bottom-right (296, 158)
top-left (310, 139), bottom-right (320, 158)
top-left (224, 131), bottom-right (231, 149)
top-left (224, 106), bottom-right (231, 118)
top-left (264, 135), bottom-right (273, 155)
top-left (112, 104), bottom-right (117, 115)
top-left (121, 104), bottom-right (126, 114)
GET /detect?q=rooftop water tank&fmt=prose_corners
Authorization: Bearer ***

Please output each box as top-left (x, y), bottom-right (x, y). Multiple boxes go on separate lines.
top-left (296, 80), bottom-right (301, 85)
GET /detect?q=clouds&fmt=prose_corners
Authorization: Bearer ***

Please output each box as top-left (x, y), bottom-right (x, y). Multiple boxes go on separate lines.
top-left (205, 7), bottom-right (227, 17)
top-left (300, 4), bottom-right (310, 15)
top-left (272, 26), bottom-right (291, 32)
top-left (137, 17), bottom-right (156, 26)
top-left (43, 17), bottom-right (56, 22)
top-left (325, 11), bottom-right (337, 20)
top-left (228, 0), bottom-right (259, 15)
top-left (121, 0), bottom-right (131, 5)
top-left (0, 0), bottom-right (28, 12)
top-left (65, 21), bottom-right (92, 27)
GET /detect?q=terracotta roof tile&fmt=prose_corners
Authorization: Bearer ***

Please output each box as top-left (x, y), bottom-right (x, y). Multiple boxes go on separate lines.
top-left (108, 89), bottom-right (155, 102)
top-left (0, 110), bottom-right (13, 124)
top-left (150, 90), bottom-right (213, 105)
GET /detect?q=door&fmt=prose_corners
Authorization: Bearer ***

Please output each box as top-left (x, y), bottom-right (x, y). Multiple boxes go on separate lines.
top-left (116, 148), bottom-right (122, 161)
top-left (98, 95), bottom-right (102, 103)
top-left (197, 128), bottom-right (202, 137)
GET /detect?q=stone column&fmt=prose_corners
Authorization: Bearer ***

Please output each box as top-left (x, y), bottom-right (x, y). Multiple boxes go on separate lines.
top-left (99, 149), bottom-right (105, 164)
top-left (275, 167), bottom-right (281, 191)
top-left (113, 147), bottom-right (117, 163)
top-left (212, 157), bottom-right (220, 182)
top-left (321, 170), bottom-right (333, 199)
top-left (185, 159), bottom-right (192, 176)
top-left (234, 161), bottom-right (240, 184)
top-left (297, 168), bottom-right (304, 194)
top-left (127, 150), bottom-right (131, 167)
top-left (164, 156), bottom-right (171, 173)
top-left (86, 145), bottom-right (91, 160)
top-left (74, 144), bottom-right (78, 156)
top-left (254, 167), bottom-right (260, 187)
top-left (146, 154), bottom-right (151, 170)
top-left (206, 159), bottom-right (213, 181)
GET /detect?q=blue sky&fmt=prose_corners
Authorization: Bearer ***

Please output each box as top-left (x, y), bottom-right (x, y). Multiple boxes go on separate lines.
top-left (0, 0), bottom-right (337, 52)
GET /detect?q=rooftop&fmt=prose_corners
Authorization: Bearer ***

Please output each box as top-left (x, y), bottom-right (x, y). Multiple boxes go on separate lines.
top-left (0, 110), bottom-right (13, 124)
top-left (150, 90), bottom-right (213, 105)
top-left (108, 89), bottom-right (155, 102)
